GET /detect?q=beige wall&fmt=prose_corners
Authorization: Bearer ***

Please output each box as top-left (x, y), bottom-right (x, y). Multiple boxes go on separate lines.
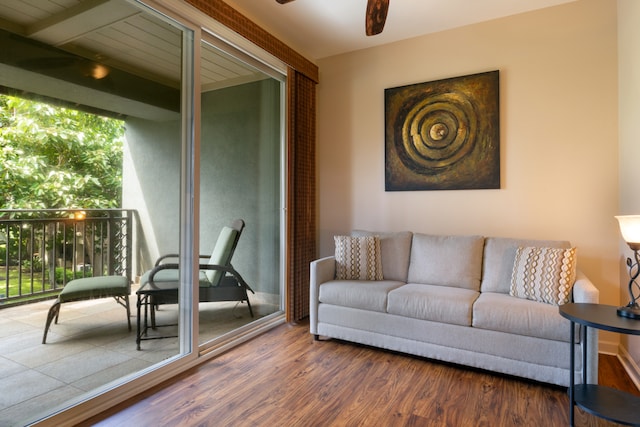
top-left (618, 0), bottom-right (640, 377)
top-left (317, 0), bottom-right (620, 342)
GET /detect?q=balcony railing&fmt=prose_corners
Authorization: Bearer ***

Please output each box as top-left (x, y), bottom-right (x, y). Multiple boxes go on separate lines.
top-left (0, 209), bottom-right (136, 306)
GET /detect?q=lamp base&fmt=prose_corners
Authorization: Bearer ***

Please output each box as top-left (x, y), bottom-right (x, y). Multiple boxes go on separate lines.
top-left (617, 304), bottom-right (640, 320)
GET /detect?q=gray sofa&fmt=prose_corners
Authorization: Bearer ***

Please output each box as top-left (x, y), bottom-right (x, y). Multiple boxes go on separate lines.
top-left (310, 231), bottom-right (599, 387)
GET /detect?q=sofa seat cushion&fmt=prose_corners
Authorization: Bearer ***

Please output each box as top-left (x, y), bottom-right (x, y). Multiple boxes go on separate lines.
top-left (472, 292), bottom-right (573, 342)
top-left (407, 234), bottom-right (485, 290)
top-left (319, 280), bottom-right (404, 312)
top-left (387, 283), bottom-right (479, 326)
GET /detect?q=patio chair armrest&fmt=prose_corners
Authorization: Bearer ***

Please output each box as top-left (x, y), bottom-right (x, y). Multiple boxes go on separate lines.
top-left (154, 254), bottom-right (179, 266)
top-left (149, 263), bottom-right (254, 295)
top-left (148, 263), bottom-right (180, 281)
top-left (155, 254), bottom-right (210, 267)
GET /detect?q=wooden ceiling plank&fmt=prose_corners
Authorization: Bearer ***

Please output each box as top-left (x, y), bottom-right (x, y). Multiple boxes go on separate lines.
top-left (26, 0), bottom-right (139, 46)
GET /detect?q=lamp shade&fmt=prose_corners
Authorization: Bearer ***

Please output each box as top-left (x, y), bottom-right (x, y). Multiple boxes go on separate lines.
top-left (616, 215), bottom-right (640, 245)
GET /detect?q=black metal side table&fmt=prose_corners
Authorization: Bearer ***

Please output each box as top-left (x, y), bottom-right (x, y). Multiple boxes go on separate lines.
top-left (559, 303), bottom-right (640, 426)
top-left (136, 280), bottom-right (180, 350)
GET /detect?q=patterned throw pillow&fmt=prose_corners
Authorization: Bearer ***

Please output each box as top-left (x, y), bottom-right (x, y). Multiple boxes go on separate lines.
top-left (334, 235), bottom-right (383, 281)
top-left (510, 246), bottom-right (577, 305)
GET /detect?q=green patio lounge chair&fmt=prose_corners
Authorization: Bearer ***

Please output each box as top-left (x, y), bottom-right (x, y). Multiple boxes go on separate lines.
top-left (139, 219), bottom-right (254, 324)
top-left (42, 275), bottom-right (131, 344)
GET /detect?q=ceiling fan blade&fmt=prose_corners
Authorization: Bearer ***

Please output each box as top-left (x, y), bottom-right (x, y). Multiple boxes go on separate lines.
top-left (366, 0), bottom-right (389, 36)
top-left (275, 0), bottom-right (296, 4)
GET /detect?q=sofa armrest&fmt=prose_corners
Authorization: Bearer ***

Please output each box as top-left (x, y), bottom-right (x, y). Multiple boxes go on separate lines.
top-left (571, 270), bottom-right (600, 384)
top-left (572, 270), bottom-right (599, 304)
top-left (310, 256), bottom-right (336, 335)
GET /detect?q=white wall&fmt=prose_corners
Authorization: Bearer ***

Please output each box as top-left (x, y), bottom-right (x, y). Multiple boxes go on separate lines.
top-left (618, 0), bottom-right (640, 378)
top-left (317, 0), bottom-right (620, 343)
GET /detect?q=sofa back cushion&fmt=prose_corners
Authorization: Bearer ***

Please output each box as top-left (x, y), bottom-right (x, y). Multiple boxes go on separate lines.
top-left (482, 237), bottom-right (572, 294)
top-left (407, 234), bottom-right (485, 290)
top-left (352, 230), bottom-right (413, 282)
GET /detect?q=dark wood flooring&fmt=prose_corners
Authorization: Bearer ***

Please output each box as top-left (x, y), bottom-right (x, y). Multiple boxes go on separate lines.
top-left (84, 322), bottom-right (640, 426)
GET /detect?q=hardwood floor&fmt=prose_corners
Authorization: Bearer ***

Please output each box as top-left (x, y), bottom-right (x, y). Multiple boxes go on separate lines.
top-left (84, 322), bottom-right (639, 427)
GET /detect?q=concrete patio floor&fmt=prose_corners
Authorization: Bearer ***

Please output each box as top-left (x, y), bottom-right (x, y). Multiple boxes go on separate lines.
top-left (0, 289), bottom-right (278, 427)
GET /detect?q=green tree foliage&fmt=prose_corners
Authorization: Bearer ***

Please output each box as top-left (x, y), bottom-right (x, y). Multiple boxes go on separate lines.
top-left (0, 95), bottom-right (124, 209)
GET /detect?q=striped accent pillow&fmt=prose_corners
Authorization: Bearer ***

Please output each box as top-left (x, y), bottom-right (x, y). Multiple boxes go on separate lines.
top-left (510, 246), bottom-right (577, 305)
top-left (334, 235), bottom-right (383, 281)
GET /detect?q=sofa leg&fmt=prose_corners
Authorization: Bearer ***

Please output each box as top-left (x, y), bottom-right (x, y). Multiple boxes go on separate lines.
top-left (314, 334), bottom-right (320, 341)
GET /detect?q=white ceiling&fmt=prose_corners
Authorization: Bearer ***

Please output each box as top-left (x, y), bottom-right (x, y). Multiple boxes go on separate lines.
top-left (223, 0), bottom-right (577, 60)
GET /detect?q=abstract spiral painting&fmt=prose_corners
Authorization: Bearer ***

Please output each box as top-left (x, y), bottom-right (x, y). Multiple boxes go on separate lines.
top-left (385, 70), bottom-right (500, 191)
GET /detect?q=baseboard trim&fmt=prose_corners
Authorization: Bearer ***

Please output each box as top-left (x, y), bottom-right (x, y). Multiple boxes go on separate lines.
top-left (617, 346), bottom-right (640, 391)
top-left (599, 339), bottom-right (640, 391)
top-left (599, 339), bottom-right (619, 356)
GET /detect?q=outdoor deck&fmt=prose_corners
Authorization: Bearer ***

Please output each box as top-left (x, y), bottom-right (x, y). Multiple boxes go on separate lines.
top-left (0, 287), bottom-right (276, 427)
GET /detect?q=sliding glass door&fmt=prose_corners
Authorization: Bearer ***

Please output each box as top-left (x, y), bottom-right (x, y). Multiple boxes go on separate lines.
top-left (197, 37), bottom-right (285, 350)
top-left (0, 0), bottom-right (287, 423)
top-left (0, 0), bottom-right (194, 424)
